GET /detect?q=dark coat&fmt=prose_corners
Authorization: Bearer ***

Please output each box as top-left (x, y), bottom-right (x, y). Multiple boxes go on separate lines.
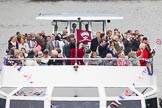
top-left (123, 39), bottom-right (133, 55)
top-left (98, 43), bottom-right (109, 58)
top-left (47, 57), bottom-right (63, 65)
top-left (63, 42), bottom-right (71, 65)
top-left (63, 43), bottom-right (71, 58)
top-left (131, 38), bottom-right (140, 51)
top-left (90, 38), bottom-right (99, 52)
top-left (106, 47), bottom-right (116, 57)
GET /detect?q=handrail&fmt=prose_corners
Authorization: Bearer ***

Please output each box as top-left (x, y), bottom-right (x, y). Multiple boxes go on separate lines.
top-left (5, 57), bottom-right (153, 61)
top-left (3, 57), bottom-right (154, 72)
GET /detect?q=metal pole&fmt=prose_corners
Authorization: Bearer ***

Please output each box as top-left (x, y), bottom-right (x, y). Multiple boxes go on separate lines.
top-left (75, 31), bottom-right (77, 65)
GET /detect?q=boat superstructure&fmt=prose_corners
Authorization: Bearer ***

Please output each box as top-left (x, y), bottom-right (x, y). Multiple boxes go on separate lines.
top-left (0, 13), bottom-right (159, 108)
top-left (36, 13), bottom-right (123, 36)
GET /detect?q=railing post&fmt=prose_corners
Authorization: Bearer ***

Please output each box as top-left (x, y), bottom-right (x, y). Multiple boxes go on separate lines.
top-left (98, 86), bottom-right (106, 108)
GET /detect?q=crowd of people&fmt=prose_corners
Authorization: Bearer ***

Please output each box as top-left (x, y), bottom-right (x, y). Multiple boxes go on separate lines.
top-left (4, 28), bottom-right (155, 66)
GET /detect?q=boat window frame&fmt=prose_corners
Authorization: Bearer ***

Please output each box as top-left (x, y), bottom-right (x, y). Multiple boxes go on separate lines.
top-left (51, 20), bottom-right (107, 38)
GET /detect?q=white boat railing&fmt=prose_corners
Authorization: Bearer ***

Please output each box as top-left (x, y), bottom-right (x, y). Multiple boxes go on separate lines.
top-left (3, 57), bottom-right (154, 66)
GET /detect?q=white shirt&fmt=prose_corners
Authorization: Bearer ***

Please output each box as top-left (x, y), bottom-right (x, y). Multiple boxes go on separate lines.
top-left (19, 43), bottom-right (30, 52)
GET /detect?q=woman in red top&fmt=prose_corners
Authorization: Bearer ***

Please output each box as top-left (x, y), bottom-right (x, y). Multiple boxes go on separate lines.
top-left (70, 42), bottom-right (85, 65)
top-left (136, 43), bottom-right (149, 66)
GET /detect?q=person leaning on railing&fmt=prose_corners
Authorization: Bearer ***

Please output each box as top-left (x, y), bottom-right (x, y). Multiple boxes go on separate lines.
top-left (25, 50), bottom-right (39, 66)
top-left (128, 51), bottom-right (140, 66)
top-left (88, 52), bottom-right (102, 65)
top-left (47, 50), bottom-right (63, 65)
top-left (116, 51), bottom-right (130, 66)
top-left (102, 53), bottom-right (117, 66)
top-left (5, 47), bottom-right (23, 66)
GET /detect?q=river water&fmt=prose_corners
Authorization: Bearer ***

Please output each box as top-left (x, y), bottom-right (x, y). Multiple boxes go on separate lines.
top-left (0, 0), bottom-right (162, 97)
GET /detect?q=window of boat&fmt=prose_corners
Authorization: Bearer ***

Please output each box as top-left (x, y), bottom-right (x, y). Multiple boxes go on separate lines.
top-left (0, 98), bottom-right (6, 108)
top-left (81, 21), bottom-right (89, 31)
top-left (10, 100), bottom-right (44, 108)
top-left (13, 87), bottom-right (47, 96)
top-left (91, 21), bottom-right (104, 38)
top-left (54, 21), bottom-right (68, 34)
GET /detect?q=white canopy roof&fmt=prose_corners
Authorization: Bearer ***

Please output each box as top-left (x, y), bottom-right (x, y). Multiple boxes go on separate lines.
top-left (36, 13), bottom-right (123, 21)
